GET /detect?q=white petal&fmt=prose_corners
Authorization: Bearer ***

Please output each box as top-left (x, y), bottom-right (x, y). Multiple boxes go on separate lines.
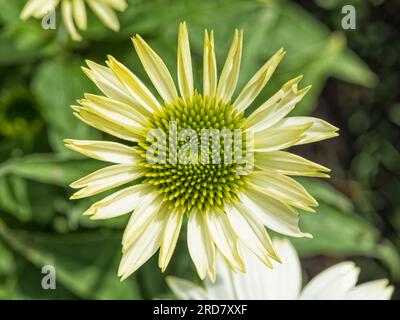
top-left (177, 22), bottom-right (194, 100)
top-left (166, 277), bottom-right (208, 300)
top-left (239, 187), bottom-right (311, 238)
top-left (300, 262), bottom-right (360, 300)
top-left (159, 209), bottom-right (184, 271)
top-left (222, 247), bottom-right (262, 300)
top-left (64, 139), bottom-right (138, 163)
top-left (227, 240), bottom-right (301, 299)
top-left (251, 238), bottom-right (302, 299)
top-left (187, 210), bottom-right (216, 281)
top-left (132, 35), bottom-right (178, 104)
top-left (345, 279), bottom-right (394, 300)
top-left (216, 30), bottom-right (243, 103)
top-left (233, 48), bottom-right (285, 113)
top-left (204, 253), bottom-right (238, 299)
top-left (198, 240), bottom-right (302, 300)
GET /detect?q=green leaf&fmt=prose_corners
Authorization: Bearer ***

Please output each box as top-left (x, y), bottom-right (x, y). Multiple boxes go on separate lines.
top-left (288, 180), bottom-right (400, 281)
top-left (0, 240), bottom-right (14, 275)
top-left (331, 51), bottom-right (378, 88)
top-left (0, 175), bottom-right (31, 221)
top-left (298, 178), bottom-right (354, 213)
top-left (0, 223), bottom-right (142, 299)
top-left (295, 202), bottom-right (379, 256)
top-left (1, 154), bottom-right (102, 187)
top-left (31, 58), bottom-right (100, 153)
top-left (7, 259), bottom-right (77, 299)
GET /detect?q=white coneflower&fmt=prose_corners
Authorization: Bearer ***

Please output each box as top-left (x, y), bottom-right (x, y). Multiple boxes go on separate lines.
top-left (66, 22), bottom-right (338, 281)
top-left (20, 0), bottom-right (127, 41)
top-left (167, 239), bottom-right (394, 300)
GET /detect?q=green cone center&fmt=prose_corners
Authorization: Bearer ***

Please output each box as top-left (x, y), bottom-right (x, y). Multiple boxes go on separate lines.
top-left (136, 93), bottom-right (250, 212)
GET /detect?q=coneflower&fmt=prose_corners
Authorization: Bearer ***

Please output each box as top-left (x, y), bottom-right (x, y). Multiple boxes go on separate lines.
top-left (66, 22), bottom-right (338, 281)
top-left (20, 0), bottom-right (127, 41)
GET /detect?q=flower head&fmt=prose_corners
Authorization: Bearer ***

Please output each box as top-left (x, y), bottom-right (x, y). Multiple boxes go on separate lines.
top-left (167, 239), bottom-right (394, 300)
top-left (66, 23), bottom-right (338, 281)
top-left (20, 0), bottom-right (127, 41)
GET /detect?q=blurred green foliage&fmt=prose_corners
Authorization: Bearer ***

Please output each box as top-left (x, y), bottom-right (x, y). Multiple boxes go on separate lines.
top-left (0, 0), bottom-right (398, 299)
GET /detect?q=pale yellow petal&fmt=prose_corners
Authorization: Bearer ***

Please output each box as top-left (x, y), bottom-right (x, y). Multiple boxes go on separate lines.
top-left (239, 187), bottom-right (311, 238)
top-left (132, 35), bottom-right (178, 104)
top-left (203, 30), bottom-right (217, 99)
top-left (226, 201), bottom-right (278, 267)
top-left (159, 209), bottom-right (184, 271)
top-left (69, 164), bottom-right (142, 199)
top-left (20, 0), bottom-right (59, 19)
top-left (118, 207), bottom-right (167, 280)
top-left (255, 151), bottom-right (331, 178)
top-left (101, 0), bottom-right (127, 11)
top-left (106, 55), bottom-right (162, 113)
top-left (84, 93), bottom-right (147, 124)
top-left (84, 183), bottom-right (150, 219)
top-left (205, 209), bottom-right (245, 272)
top-left (253, 123), bottom-right (311, 152)
top-left (78, 94), bottom-right (147, 131)
top-left (72, 0), bottom-right (87, 30)
top-left (61, 0), bottom-right (81, 41)
top-left (72, 106), bottom-right (140, 142)
top-left (216, 30), bottom-right (243, 103)
top-left (177, 22), bottom-right (194, 101)
top-left (188, 210), bottom-right (216, 281)
top-left (244, 76), bottom-right (310, 132)
top-left (87, 0), bottom-right (120, 31)
top-left (234, 48), bottom-right (285, 113)
top-left (20, 0), bottom-right (43, 19)
top-left (274, 117), bottom-right (339, 145)
top-left (83, 60), bottom-right (151, 117)
top-left (64, 139), bottom-right (138, 163)
top-left (122, 192), bottom-right (163, 249)
top-left (250, 170), bottom-right (318, 211)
